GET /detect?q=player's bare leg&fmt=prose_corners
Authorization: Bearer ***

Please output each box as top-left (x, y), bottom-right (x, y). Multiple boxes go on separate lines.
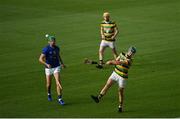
top-left (46, 75), bottom-right (52, 101)
top-left (96, 46), bottom-right (106, 69)
top-left (91, 78), bottom-right (115, 103)
top-left (54, 72), bottom-right (64, 105)
top-left (100, 78), bottom-right (115, 96)
top-left (54, 73), bottom-right (62, 96)
top-left (112, 48), bottom-right (118, 59)
top-left (118, 88), bottom-right (124, 112)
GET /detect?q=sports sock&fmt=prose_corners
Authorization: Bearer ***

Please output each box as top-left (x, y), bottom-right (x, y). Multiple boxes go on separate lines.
top-left (99, 60), bottom-right (103, 65)
top-left (98, 94), bottom-right (103, 100)
top-left (119, 103), bottom-right (123, 108)
top-left (58, 95), bottom-right (62, 100)
top-left (48, 88), bottom-right (51, 95)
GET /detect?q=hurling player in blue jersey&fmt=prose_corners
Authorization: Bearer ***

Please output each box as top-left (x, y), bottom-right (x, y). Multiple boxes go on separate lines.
top-left (39, 34), bottom-right (65, 105)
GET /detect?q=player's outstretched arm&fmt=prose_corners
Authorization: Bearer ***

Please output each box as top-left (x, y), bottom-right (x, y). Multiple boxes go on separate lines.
top-left (106, 59), bottom-right (129, 65)
top-left (106, 60), bottom-right (120, 65)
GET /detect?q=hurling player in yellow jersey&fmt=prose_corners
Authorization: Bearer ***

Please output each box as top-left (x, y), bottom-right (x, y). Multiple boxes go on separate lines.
top-left (91, 46), bottom-right (136, 112)
top-left (96, 12), bottom-right (119, 69)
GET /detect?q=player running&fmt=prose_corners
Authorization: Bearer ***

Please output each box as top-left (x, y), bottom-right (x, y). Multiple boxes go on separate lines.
top-left (91, 46), bottom-right (136, 112)
top-left (96, 12), bottom-right (119, 69)
top-left (39, 34), bottom-right (65, 105)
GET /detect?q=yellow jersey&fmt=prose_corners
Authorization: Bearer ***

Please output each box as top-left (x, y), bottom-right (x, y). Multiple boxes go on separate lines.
top-left (101, 20), bottom-right (117, 41)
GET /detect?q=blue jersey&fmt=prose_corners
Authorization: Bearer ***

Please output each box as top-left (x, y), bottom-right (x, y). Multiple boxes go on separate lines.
top-left (42, 45), bottom-right (60, 68)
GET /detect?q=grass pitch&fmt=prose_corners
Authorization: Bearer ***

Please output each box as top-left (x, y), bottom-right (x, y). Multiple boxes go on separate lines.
top-left (0, 0), bottom-right (180, 117)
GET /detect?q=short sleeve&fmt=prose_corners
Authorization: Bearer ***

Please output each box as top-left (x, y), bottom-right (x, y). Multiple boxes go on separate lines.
top-left (113, 21), bottom-right (117, 27)
top-left (42, 47), bottom-right (48, 55)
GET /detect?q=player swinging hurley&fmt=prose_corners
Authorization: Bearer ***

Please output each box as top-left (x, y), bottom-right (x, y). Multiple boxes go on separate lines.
top-left (96, 12), bottom-right (119, 69)
top-left (91, 46), bottom-right (136, 112)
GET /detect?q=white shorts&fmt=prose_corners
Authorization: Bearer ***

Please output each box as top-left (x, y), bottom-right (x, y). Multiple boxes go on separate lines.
top-left (45, 66), bottom-right (61, 75)
top-left (100, 40), bottom-right (115, 49)
top-left (109, 71), bottom-right (126, 88)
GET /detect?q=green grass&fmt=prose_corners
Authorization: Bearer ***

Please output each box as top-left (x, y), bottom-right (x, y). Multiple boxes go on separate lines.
top-left (0, 0), bottom-right (180, 117)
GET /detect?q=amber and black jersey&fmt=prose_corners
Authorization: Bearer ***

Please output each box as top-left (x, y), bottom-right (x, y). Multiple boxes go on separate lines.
top-left (101, 20), bottom-right (117, 41)
top-left (114, 52), bottom-right (132, 79)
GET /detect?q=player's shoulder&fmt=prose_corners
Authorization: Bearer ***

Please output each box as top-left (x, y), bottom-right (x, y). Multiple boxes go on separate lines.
top-left (42, 45), bottom-right (50, 54)
top-left (101, 20), bottom-right (106, 24)
top-left (101, 20), bottom-right (116, 24)
top-left (119, 52), bottom-right (126, 60)
top-left (110, 20), bottom-right (116, 24)
top-left (120, 52), bottom-right (126, 56)
top-left (54, 45), bottom-right (60, 49)
top-left (53, 45), bottom-right (60, 51)
top-left (43, 45), bottom-right (49, 50)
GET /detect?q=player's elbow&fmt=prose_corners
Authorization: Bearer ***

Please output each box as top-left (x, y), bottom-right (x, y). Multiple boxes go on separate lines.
top-left (39, 57), bottom-right (43, 63)
top-left (116, 30), bottom-right (119, 34)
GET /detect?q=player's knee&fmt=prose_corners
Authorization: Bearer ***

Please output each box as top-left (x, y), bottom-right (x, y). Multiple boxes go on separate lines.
top-left (46, 83), bottom-right (51, 88)
top-left (59, 86), bottom-right (63, 91)
top-left (119, 88), bottom-right (124, 94)
top-left (99, 50), bottom-right (104, 54)
top-left (57, 83), bottom-right (62, 90)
